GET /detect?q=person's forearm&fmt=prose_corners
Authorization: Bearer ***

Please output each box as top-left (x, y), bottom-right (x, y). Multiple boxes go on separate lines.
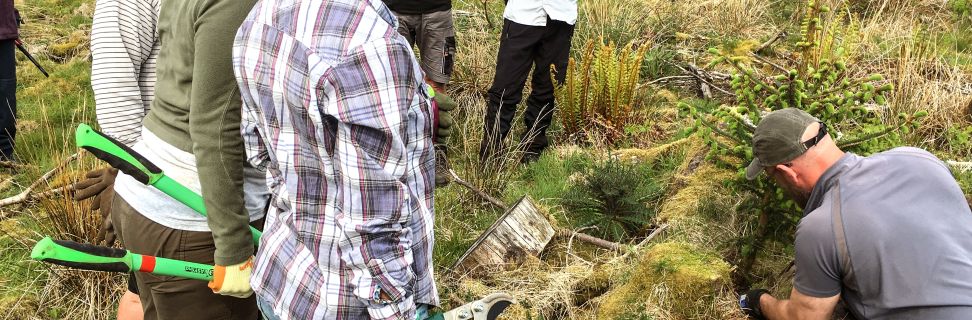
top-left (91, 0), bottom-right (157, 146)
top-left (752, 287), bottom-right (839, 320)
top-left (760, 294), bottom-right (828, 320)
top-left (324, 42), bottom-right (421, 317)
top-left (760, 294), bottom-right (794, 320)
top-left (188, 0), bottom-right (258, 266)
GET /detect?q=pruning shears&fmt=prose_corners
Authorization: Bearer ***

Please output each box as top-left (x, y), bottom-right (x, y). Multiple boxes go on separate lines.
top-left (31, 237), bottom-right (514, 320)
top-left (73, 123), bottom-right (261, 244)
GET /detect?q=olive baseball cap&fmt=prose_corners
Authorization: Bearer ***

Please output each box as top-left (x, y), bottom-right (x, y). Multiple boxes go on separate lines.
top-left (745, 108), bottom-right (820, 180)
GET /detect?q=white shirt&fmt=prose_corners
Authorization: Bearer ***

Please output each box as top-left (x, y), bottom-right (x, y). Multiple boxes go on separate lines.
top-left (503, 0), bottom-right (577, 26)
top-left (114, 127), bottom-right (269, 232)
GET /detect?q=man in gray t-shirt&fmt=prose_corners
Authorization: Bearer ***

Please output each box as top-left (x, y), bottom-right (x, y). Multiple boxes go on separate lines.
top-left (737, 108), bottom-right (972, 320)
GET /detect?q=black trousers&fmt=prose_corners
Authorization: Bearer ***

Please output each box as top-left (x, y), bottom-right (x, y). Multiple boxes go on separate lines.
top-left (0, 39), bottom-right (15, 160)
top-left (480, 18), bottom-right (574, 162)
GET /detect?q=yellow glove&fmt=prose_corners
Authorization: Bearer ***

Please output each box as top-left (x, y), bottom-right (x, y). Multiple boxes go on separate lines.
top-left (208, 256), bottom-right (254, 298)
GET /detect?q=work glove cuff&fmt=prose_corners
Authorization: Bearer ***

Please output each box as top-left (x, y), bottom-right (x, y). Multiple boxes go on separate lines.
top-left (208, 256), bottom-right (254, 298)
top-left (739, 288), bottom-right (769, 320)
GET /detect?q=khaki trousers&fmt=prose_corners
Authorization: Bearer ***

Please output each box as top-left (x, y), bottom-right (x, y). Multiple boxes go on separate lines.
top-left (111, 196), bottom-right (260, 320)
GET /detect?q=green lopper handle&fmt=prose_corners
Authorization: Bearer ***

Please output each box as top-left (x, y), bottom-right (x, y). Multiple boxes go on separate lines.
top-left (74, 124), bottom-right (262, 244)
top-left (75, 123), bottom-right (163, 185)
top-left (31, 237), bottom-right (214, 281)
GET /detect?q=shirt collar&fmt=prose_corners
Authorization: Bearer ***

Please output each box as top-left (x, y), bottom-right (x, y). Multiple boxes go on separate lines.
top-left (805, 153), bottom-right (860, 212)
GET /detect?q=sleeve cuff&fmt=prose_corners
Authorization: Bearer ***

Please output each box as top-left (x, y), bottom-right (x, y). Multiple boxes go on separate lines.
top-left (793, 283), bottom-right (841, 298)
top-left (365, 292), bottom-right (415, 320)
top-left (360, 258), bottom-right (413, 297)
top-left (214, 244), bottom-right (254, 266)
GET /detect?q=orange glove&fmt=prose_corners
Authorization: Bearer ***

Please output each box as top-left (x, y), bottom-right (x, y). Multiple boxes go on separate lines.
top-left (208, 256), bottom-right (254, 298)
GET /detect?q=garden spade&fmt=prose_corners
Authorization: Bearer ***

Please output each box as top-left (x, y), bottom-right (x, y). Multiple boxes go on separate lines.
top-left (73, 123), bottom-right (261, 244)
top-left (31, 237), bottom-right (514, 320)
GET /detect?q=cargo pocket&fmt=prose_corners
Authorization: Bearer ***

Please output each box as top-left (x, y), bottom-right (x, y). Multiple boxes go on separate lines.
top-left (443, 36), bottom-right (456, 77)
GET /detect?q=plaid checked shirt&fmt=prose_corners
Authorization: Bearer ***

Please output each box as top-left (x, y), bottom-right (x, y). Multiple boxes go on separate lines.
top-left (234, 0), bottom-right (438, 318)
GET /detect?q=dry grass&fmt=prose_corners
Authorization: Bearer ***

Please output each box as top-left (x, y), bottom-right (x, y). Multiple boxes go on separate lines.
top-left (446, 254), bottom-right (600, 320)
top-left (0, 151), bottom-right (125, 320)
top-left (846, 0), bottom-right (972, 155)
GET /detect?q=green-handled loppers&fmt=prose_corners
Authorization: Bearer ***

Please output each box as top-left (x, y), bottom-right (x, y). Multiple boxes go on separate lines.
top-left (74, 123), bottom-right (261, 244)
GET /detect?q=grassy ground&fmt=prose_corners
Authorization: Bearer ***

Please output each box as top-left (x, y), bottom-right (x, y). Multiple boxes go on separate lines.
top-left (2, 0), bottom-right (970, 319)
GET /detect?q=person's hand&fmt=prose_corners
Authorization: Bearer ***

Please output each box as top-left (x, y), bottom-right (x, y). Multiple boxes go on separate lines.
top-left (433, 91), bottom-right (456, 143)
top-left (739, 288), bottom-right (769, 320)
top-left (73, 168), bottom-right (119, 245)
top-left (208, 256), bottom-right (254, 298)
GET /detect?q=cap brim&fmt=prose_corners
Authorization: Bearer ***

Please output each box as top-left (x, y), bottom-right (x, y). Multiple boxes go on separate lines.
top-left (745, 158), bottom-right (764, 180)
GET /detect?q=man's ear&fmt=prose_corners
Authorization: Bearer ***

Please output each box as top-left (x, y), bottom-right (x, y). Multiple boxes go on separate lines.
top-left (774, 164), bottom-right (799, 184)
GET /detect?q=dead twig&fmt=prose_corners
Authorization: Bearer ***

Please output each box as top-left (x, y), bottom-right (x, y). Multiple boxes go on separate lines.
top-left (0, 183), bottom-right (78, 216)
top-left (645, 75), bottom-right (696, 85)
top-left (448, 169), bottom-right (507, 209)
top-left (606, 223), bottom-right (670, 264)
top-left (633, 224), bottom-right (669, 250)
top-left (751, 53), bottom-right (790, 74)
top-left (0, 153), bottom-right (79, 211)
top-left (0, 160), bottom-right (34, 170)
top-left (34, 184), bottom-right (77, 201)
top-left (777, 259), bottom-right (796, 279)
top-left (676, 63), bottom-right (736, 98)
top-left (482, 0), bottom-right (494, 31)
top-left (755, 31), bottom-right (788, 54)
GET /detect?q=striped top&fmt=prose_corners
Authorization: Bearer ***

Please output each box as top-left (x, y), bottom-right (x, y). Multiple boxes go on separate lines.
top-left (90, 0), bottom-right (160, 146)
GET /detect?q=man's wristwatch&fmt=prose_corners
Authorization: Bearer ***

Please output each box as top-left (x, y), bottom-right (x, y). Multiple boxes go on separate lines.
top-left (739, 288), bottom-right (769, 320)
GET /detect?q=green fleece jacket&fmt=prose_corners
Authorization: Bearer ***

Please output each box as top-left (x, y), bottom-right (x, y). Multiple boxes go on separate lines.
top-left (142, 0), bottom-right (257, 266)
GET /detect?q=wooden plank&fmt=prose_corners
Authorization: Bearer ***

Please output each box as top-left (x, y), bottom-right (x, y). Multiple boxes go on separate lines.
top-left (452, 196), bottom-right (525, 269)
top-left (452, 195), bottom-right (557, 272)
top-left (499, 209), bottom-right (543, 250)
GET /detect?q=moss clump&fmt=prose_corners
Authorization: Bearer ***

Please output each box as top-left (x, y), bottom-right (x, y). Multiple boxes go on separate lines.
top-left (654, 89), bottom-right (680, 104)
top-left (597, 241), bottom-right (731, 319)
top-left (48, 30), bottom-right (89, 60)
top-left (657, 164), bottom-right (734, 224)
top-left (572, 267), bottom-right (613, 307)
top-left (613, 137), bottom-right (693, 165)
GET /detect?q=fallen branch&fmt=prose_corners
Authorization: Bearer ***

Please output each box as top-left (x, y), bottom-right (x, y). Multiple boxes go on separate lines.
top-left (557, 229), bottom-right (621, 251)
top-left (637, 223), bottom-right (669, 248)
top-left (35, 184), bottom-right (77, 200)
top-left (0, 184), bottom-right (78, 214)
top-left (777, 259), bottom-right (796, 279)
top-left (689, 64), bottom-right (712, 99)
top-left (0, 153), bottom-right (79, 210)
